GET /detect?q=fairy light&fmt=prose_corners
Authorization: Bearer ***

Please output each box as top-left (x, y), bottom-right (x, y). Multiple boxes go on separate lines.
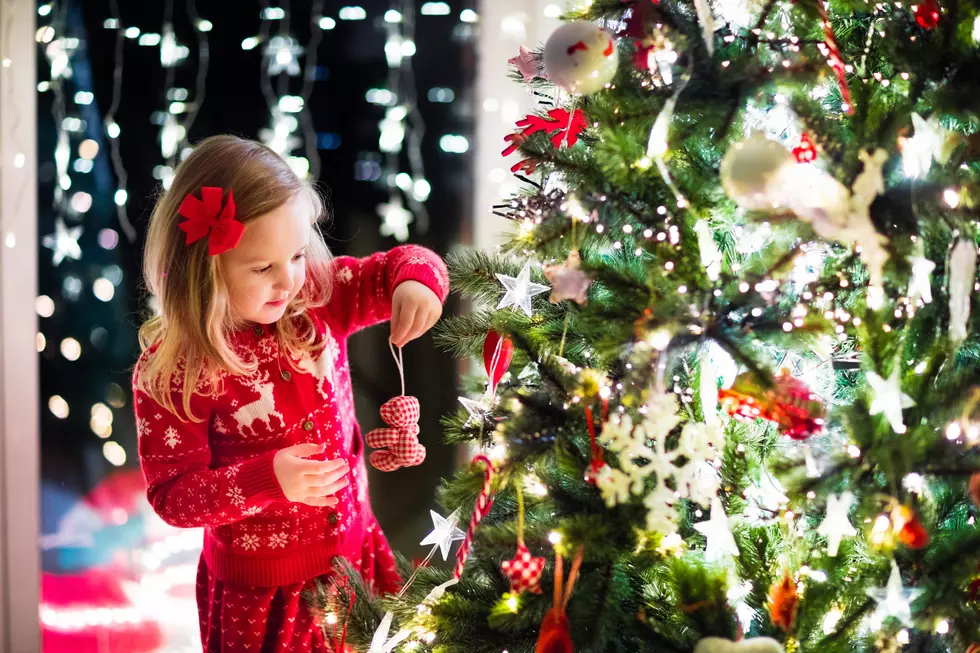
top-left (103, 441), bottom-right (126, 466)
top-left (943, 188), bottom-right (961, 208)
top-left (945, 422), bottom-right (962, 440)
top-left (548, 531), bottom-right (562, 545)
top-left (256, 0), bottom-right (326, 180)
top-left (378, 0), bottom-right (432, 240)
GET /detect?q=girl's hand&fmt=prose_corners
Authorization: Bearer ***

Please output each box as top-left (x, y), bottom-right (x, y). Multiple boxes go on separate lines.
top-left (390, 280), bottom-right (442, 347)
top-left (273, 443), bottom-right (349, 507)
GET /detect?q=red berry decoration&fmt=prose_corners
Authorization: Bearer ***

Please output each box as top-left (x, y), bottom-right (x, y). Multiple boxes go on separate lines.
top-left (793, 133), bottom-right (818, 163)
top-left (914, 0), bottom-right (940, 29)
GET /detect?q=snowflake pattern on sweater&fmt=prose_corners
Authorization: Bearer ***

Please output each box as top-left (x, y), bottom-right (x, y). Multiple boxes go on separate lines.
top-left (134, 245), bottom-right (448, 589)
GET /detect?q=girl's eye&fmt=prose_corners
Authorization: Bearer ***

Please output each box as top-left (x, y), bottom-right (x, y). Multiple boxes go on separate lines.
top-left (292, 252), bottom-right (306, 262)
top-left (255, 265), bottom-right (272, 274)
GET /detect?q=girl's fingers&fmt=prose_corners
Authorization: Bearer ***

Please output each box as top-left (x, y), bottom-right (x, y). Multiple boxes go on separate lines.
top-left (391, 304), bottom-right (418, 347)
top-left (390, 299), bottom-right (404, 344)
top-left (406, 306), bottom-right (431, 343)
top-left (311, 478), bottom-right (350, 497)
top-left (308, 472), bottom-right (350, 491)
top-left (302, 495), bottom-right (339, 508)
top-left (300, 458), bottom-right (348, 476)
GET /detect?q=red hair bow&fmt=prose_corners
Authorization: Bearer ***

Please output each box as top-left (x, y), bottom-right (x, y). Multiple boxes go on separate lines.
top-left (178, 187), bottom-right (245, 256)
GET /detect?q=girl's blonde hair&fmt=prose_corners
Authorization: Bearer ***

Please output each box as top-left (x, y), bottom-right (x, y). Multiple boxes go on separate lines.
top-left (137, 135), bottom-right (332, 421)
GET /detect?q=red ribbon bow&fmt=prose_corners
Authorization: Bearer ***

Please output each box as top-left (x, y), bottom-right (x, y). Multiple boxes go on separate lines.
top-left (178, 187), bottom-right (245, 256)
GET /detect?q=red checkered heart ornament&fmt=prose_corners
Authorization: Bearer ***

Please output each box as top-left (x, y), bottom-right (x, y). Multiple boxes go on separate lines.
top-left (366, 395), bottom-right (426, 472)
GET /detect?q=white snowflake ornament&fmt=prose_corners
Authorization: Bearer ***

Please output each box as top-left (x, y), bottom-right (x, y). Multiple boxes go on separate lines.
top-left (596, 392), bottom-right (724, 532)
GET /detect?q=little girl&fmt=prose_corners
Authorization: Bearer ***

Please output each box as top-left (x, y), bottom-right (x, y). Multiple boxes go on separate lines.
top-left (133, 135), bottom-right (449, 652)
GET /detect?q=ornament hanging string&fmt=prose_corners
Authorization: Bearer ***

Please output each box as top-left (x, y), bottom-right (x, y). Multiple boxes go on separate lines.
top-left (584, 401), bottom-right (608, 473)
top-left (453, 455), bottom-right (498, 580)
top-left (389, 342), bottom-right (406, 397)
top-left (815, 0), bottom-right (854, 114)
top-left (516, 482), bottom-right (526, 548)
top-left (484, 336), bottom-right (505, 400)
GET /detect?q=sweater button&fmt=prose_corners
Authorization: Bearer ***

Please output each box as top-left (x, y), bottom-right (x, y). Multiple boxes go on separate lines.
top-left (252, 325), bottom-right (264, 337)
top-left (328, 512), bottom-right (339, 525)
top-left (280, 370), bottom-right (292, 382)
top-left (302, 420), bottom-right (314, 431)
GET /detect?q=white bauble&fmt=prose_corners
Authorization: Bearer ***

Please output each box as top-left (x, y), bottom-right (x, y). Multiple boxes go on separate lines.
top-left (720, 132), bottom-right (794, 210)
top-left (694, 637), bottom-right (785, 653)
top-left (543, 21), bottom-right (618, 94)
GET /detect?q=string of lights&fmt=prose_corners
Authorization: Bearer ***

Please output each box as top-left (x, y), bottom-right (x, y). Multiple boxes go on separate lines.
top-left (35, 2), bottom-right (132, 471)
top-left (256, 0), bottom-right (316, 179)
top-left (102, 0), bottom-right (136, 243)
top-left (155, 0), bottom-right (191, 189)
top-left (376, 0), bottom-right (429, 242)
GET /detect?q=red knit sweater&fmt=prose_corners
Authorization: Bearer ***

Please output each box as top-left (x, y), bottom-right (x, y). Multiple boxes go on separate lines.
top-left (133, 246), bottom-right (449, 588)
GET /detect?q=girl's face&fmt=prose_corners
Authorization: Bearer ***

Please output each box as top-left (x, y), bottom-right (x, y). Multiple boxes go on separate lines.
top-left (221, 194), bottom-right (312, 325)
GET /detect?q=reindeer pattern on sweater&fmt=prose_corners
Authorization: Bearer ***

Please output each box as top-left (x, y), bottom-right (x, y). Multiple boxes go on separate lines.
top-left (134, 246), bottom-right (449, 589)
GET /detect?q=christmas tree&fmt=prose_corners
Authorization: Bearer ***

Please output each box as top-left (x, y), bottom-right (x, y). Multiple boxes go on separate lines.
top-left (313, 0), bottom-right (980, 651)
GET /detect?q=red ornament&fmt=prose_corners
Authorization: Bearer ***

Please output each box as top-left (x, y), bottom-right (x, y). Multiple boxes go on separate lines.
top-left (366, 396), bottom-right (426, 471)
top-left (536, 547), bottom-right (583, 653)
top-left (501, 542), bottom-right (546, 594)
top-left (483, 331), bottom-right (515, 392)
top-left (718, 370), bottom-right (826, 440)
top-left (511, 157), bottom-right (542, 175)
top-left (970, 472), bottom-right (980, 507)
top-left (536, 609), bottom-right (573, 653)
top-left (631, 42), bottom-right (655, 70)
top-left (583, 403), bottom-right (608, 486)
top-left (584, 458), bottom-right (608, 486)
top-left (768, 569), bottom-right (800, 632)
top-left (892, 505), bottom-right (930, 549)
top-left (967, 646), bottom-right (980, 653)
top-left (914, 0), bottom-right (941, 29)
top-left (793, 133), bottom-right (818, 163)
top-left (502, 108), bottom-right (589, 158)
top-left (968, 562), bottom-right (980, 600)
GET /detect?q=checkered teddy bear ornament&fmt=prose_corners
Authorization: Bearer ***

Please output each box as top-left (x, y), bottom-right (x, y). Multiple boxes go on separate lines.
top-left (366, 345), bottom-right (426, 472)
